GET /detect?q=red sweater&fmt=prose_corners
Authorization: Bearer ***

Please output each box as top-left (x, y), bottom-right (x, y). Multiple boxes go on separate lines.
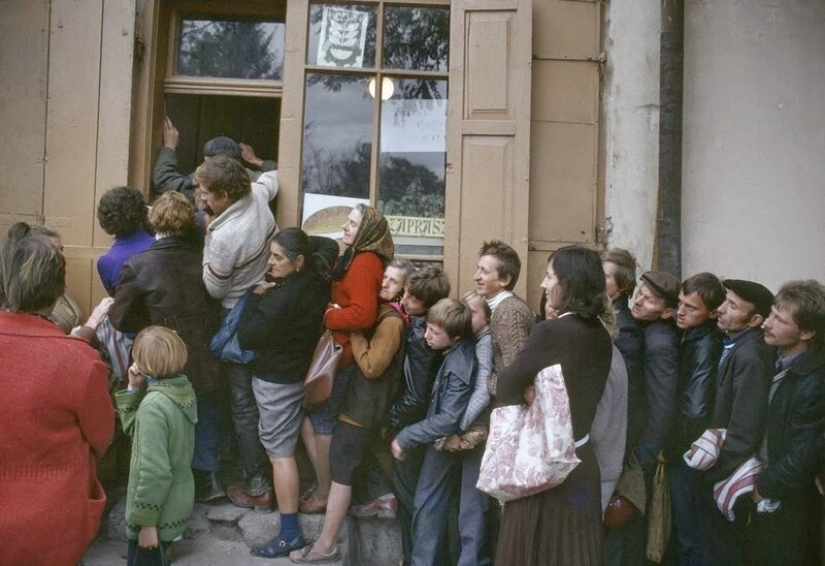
top-left (326, 251), bottom-right (383, 367)
top-left (0, 313), bottom-right (114, 566)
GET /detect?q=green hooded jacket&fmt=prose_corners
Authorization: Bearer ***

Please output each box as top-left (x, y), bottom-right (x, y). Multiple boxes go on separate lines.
top-left (115, 375), bottom-right (197, 542)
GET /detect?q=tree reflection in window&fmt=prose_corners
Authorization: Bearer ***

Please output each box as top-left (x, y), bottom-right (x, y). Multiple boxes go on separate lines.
top-left (383, 6), bottom-right (449, 72)
top-left (177, 17), bottom-right (285, 80)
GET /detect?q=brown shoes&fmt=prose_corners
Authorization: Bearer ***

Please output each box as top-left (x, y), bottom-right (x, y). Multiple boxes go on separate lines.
top-left (299, 492), bottom-right (328, 514)
top-left (225, 484), bottom-right (274, 513)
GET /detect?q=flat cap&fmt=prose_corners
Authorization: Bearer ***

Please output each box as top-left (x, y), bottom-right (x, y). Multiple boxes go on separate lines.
top-left (640, 271), bottom-right (680, 307)
top-left (723, 279), bottom-right (774, 318)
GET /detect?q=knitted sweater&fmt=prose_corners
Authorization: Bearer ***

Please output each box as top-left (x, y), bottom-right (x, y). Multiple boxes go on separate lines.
top-left (325, 251), bottom-right (384, 367)
top-left (488, 294), bottom-right (535, 395)
top-left (203, 171), bottom-right (279, 309)
top-left (116, 375), bottom-right (197, 542)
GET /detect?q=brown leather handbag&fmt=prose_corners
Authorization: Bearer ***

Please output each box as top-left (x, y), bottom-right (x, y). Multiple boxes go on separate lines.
top-left (303, 330), bottom-right (342, 409)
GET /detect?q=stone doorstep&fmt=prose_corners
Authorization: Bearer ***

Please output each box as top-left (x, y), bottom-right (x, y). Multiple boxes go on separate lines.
top-left (107, 499), bottom-right (403, 566)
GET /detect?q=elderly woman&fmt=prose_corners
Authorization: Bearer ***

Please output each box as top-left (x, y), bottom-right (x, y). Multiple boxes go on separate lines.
top-left (495, 245), bottom-right (614, 566)
top-left (109, 191), bottom-right (223, 502)
top-left (301, 204), bottom-right (395, 514)
top-left (231, 228), bottom-right (338, 557)
top-left (96, 185), bottom-right (155, 295)
top-left (0, 236), bottom-right (114, 566)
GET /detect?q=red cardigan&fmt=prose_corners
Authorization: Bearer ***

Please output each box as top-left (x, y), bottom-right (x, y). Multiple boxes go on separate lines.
top-left (0, 312), bottom-right (114, 566)
top-left (326, 251), bottom-right (384, 368)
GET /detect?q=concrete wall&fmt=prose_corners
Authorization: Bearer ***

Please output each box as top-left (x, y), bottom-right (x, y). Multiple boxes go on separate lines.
top-left (682, 0), bottom-right (825, 291)
top-left (601, 3), bottom-right (661, 272)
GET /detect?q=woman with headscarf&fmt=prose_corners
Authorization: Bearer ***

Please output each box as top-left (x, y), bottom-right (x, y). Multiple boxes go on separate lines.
top-left (0, 236), bottom-right (114, 566)
top-left (108, 191), bottom-right (224, 502)
top-left (300, 203), bottom-right (394, 514)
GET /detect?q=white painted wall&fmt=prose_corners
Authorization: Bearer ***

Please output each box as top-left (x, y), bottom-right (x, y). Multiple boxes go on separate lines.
top-left (682, 0), bottom-right (825, 291)
top-left (602, 3), bottom-right (661, 273)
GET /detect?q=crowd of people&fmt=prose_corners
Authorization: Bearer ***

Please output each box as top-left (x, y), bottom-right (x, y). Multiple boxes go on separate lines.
top-left (1, 140), bottom-right (824, 566)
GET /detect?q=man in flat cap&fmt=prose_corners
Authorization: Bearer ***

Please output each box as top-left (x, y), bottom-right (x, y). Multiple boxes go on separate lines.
top-left (699, 279), bottom-right (776, 564)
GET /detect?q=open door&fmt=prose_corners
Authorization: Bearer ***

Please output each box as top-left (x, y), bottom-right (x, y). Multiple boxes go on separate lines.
top-left (445, 0), bottom-right (532, 297)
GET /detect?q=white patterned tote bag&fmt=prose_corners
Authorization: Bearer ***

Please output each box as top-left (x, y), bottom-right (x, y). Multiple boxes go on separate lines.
top-left (477, 363), bottom-right (580, 502)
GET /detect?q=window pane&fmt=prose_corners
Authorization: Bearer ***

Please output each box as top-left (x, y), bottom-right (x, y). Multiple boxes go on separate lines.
top-left (177, 16), bottom-right (284, 80)
top-left (307, 4), bottom-right (377, 68)
top-left (302, 73), bottom-right (373, 199)
top-left (379, 79), bottom-right (447, 256)
top-left (383, 7), bottom-right (449, 72)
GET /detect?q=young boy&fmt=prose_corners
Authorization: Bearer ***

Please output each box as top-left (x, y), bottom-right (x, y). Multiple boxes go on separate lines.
top-left (115, 326), bottom-right (197, 566)
top-left (664, 272), bottom-right (725, 566)
top-left (387, 267), bottom-right (451, 565)
top-left (391, 298), bottom-right (477, 566)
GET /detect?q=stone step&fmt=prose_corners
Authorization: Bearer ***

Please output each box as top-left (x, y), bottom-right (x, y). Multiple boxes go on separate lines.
top-left (105, 498), bottom-right (402, 565)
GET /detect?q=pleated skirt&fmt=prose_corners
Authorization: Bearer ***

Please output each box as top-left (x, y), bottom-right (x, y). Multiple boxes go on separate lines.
top-left (494, 443), bottom-right (603, 566)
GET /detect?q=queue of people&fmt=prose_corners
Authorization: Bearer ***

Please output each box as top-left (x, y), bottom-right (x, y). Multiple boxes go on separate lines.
top-left (1, 147), bottom-right (824, 566)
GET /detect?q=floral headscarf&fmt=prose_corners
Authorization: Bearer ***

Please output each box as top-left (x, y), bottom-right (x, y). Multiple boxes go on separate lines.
top-left (332, 205), bottom-right (394, 279)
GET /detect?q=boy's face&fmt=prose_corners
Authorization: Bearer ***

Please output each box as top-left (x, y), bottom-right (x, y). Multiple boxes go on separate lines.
top-left (424, 322), bottom-right (459, 351)
top-left (676, 290), bottom-right (716, 330)
top-left (401, 287), bottom-right (427, 316)
top-left (467, 299), bottom-right (489, 335)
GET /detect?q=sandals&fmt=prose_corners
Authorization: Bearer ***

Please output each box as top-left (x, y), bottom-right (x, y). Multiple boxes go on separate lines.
top-left (299, 493), bottom-right (327, 514)
top-left (249, 534), bottom-right (306, 559)
top-left (289, 544), bottom-right (341, 563)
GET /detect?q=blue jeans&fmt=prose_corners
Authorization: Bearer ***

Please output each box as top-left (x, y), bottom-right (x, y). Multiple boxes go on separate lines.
top-left (392, 445), bottom-right (426, 564)
top-left (308, 365), bottom-right (353, 435)
top-left (410, 445), bottom-right (462, 566)
top-left (192, 389), bottom-right (222, 473)
top-left (667, 460), bottom-right (705, 566)
top-left (457, 445), bottom-right (493, 566)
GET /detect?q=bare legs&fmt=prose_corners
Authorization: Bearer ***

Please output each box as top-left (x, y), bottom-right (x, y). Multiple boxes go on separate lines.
top-left (300, 418), bottom-right (332, 501)
top-left (312, 482), bottom-right (352, 554)
top-left (270, 456), bottom-right (299, 513)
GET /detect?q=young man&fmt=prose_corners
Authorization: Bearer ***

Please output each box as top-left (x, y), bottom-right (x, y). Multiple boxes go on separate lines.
top-left (702, 279), bottom-right (776, 565)
top-left (196, 154), bottom-right (279, 508)
top-left (753, 280), bottom-right (825, 565)
top-left (387, 267), bottom-right (451, 566)
top-left (391, 299), bottom-right (477, 566)
top-left (664, 272), bottom-right (726, 566)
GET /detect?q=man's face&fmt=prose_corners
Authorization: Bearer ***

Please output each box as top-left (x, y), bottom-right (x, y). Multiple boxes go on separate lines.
top-left (474, 254), bottom-right (510, 298)
top-left (676, 291), bottom-right (716, 330)
top-left (424, 322), bottom-right (457, 351)
top-left (401, 287), bottom-right (426, 316)
top-left (380, 266), bottom-right (407, 302)
top-left (763, 304), bottom-right (813, 355)
top-left (201, 185), bottom-right (231, 217)
top-left (717, 289), bottom-right (760, 337)
top-left (631, 283), bottom-right (671, 322)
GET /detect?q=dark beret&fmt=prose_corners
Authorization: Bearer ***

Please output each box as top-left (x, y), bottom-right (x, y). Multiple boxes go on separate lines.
top-left (723, 279), bottom-right (774, 318)
top-left (203, 136), bottom-right (240, 159)
top-left (640, 271), bottom-right (680, 307)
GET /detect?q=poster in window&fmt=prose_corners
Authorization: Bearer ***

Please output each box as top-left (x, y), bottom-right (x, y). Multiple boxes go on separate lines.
top-left (317, 7), bottom-right (369, 68)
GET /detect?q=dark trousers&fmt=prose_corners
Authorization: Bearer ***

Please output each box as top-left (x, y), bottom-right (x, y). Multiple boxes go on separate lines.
top-left (700, 488), bottom-right (753, 566)
top-left (126, 539), bottom-right (170, 566)
top-left (223, 360), bottom-right (267, 490)
top-left (392, 445), bottom-right (426, 564)
top-left (411, 446), bottom-right (462, 566)
top-left (458, 444), bottom-right (493, 566)
top-left (752, 490), bottom-right (821, 566)
top-left (667, 460), bottom-right (705, 566)
top-left (192, 389), bottom-right (223, 473)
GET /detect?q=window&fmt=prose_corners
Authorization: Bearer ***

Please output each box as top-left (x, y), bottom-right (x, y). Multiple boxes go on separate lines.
top-left (299, 2), bottom-right (450, 261)
top-left (155, 2), bottom-right (286, 182)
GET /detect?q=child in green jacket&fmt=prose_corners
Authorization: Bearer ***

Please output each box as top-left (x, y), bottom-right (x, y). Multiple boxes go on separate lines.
top-left (116, 326), bottom-right (197, 566)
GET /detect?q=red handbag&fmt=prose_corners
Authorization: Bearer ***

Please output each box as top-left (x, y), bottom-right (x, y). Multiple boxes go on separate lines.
top-left (302, 330), bottom-right (342, 409)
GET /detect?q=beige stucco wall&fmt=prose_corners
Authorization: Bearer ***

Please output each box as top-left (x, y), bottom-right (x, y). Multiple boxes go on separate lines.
top-left (682, 0), bottom-right (825, 291)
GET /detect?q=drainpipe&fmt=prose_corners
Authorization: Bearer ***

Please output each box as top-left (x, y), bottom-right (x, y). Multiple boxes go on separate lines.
top-left (655, 0), bottom-right (684, 277)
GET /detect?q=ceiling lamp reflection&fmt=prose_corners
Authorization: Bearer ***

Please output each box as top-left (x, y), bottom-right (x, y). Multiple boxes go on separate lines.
top-left (367, 77), bottom-right (395, 100)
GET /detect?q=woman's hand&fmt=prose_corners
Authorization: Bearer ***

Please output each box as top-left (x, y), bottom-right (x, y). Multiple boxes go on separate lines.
top-left (391, 439), bottom-right (406, 461)
top-left (253, 281), bottom-right (278, 295)
top-left (127, 363), bottom-right (148, 391)
top-left (138, 525), bottom-right (159, 549)
top-left (86, 297), bottom-right (114, 330)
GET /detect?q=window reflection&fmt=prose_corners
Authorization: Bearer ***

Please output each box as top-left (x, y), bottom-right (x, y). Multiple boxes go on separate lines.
top-left (383, 7), bottom-right (449, 72)
top-left (307, 4), bottom-right (377, 68)
top-left (379, 79), bottom-right (448, 256)
top-left (177, 16), bottom-right (285, 80)
top-left (302, 73), bottom-right (373, 198)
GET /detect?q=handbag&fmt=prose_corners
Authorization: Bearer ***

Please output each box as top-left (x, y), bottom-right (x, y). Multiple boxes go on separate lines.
top-left (209, 292), bottom-right (255, 364)
top-left (303, 329), bottom-right (343, 408)
top-left (646, 460), bottom-right (672, 563)
top-left (476, 363), bottom-right (580, 502)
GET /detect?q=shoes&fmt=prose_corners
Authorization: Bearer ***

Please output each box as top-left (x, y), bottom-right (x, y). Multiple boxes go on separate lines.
top-left (246, 474), bottom-right (272, 498)
top-left (194, 470), bottom-right (225, 503)
top-left (226, 484), bottom-right (274, 513)
top-left (250, 534), bottom-right (306, 559)
top-left (299, 492), bottom-right (328, 514)
top-left (348, 494), bottom-right (397, 519)
top-left (289, 543), bottom-right (341, 563)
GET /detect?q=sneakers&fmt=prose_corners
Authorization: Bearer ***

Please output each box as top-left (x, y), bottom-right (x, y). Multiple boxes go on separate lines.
top-left (348, 494), bottom-right (397, 519)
